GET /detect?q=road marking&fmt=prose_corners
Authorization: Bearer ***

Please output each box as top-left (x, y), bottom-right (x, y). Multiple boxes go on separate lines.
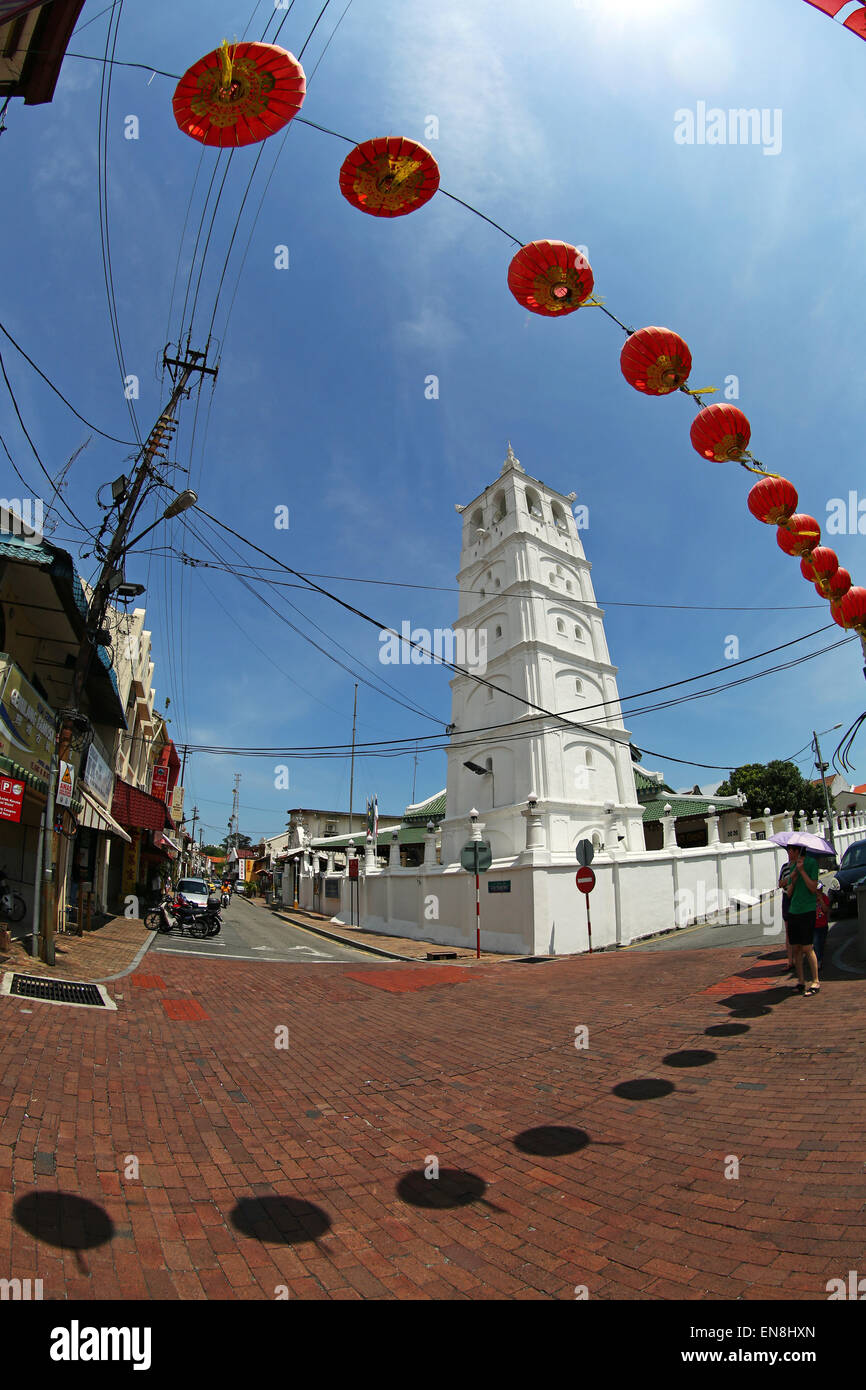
top-left (153, 948), bottom-right (347, 962)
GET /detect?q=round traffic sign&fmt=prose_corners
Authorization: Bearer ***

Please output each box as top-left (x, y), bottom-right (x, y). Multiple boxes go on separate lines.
top-left (575, 866), bottom-right (596, 894)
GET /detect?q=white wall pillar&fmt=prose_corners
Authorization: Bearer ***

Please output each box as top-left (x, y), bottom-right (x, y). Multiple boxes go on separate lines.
top-left (364, 832), bottom-right (376, 872)
top-left (522, 794), bottom-right (545, 850)
top-left (706, 806), bottom-right (720, 846)
top-left (739, 814), bottom-right (752, 843)
top-left (388, 831), bottom-right (400, 869)
top-left (423, 822), bottom-right (438, 866)
top-left (662, 805), bottom-right (676, 850)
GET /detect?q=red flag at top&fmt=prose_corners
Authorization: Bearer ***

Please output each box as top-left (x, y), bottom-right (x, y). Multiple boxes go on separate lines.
top-left (802, 1), bottom-right (866, 39)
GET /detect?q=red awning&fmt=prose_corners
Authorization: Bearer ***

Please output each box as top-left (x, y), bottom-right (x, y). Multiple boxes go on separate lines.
top-left (111, 778), bottom-right (174, 831)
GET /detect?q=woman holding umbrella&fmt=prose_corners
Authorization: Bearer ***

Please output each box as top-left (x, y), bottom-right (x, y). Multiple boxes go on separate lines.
top-left (771, 831), bottom-right (829, 996)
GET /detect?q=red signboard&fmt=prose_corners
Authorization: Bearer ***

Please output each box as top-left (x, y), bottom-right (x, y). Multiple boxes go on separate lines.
top-left (151, 765), bottom-right (169, 802)
top-left (575, 866), bottom-right (596, 894)
top-left (0, 777), bottom-right (24, 823)
top-left (348, 858), bottom-right (359, 880)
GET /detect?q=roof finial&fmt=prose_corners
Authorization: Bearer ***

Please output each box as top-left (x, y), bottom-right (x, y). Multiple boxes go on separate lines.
top-left (502, 440), bottom-right (524, 474)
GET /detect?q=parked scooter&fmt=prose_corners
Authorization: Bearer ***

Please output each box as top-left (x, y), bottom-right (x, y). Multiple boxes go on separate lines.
top-left (157, 896), bottom-right (209, 939)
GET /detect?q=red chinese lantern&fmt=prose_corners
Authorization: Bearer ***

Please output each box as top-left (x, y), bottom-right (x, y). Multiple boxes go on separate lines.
top-left (690, 404), bottom-right (751, 461)
top-left (776, 514), bottom-right (821, 557)
top-left (339, 137), bottom-right (440, 217)
top-left (173, 41), bottom-right (305, 147)
top-left (838, 586), bottom-right (866, 632)
top-left (620, 327), bottom-right (692, 395)
top-left (827, 567), bottom-right (852, 600)
top-left (800, 546), bottom-right (838, 593)
top-left (507, 241), bottom-right (594, 317)
top-left (747, 475), bottom-right (798, 525)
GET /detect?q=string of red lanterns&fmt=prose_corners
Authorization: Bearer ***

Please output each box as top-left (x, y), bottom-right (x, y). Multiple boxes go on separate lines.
top-left (171, 41), bottom-right (865, 645)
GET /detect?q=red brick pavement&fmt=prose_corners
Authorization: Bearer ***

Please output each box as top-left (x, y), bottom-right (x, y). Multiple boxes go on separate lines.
top-left (0, 938), bottom-right (864, 1300)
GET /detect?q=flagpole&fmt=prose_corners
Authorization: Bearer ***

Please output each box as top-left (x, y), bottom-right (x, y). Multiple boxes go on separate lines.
top-left (348, 683), bottom-right (358, 836)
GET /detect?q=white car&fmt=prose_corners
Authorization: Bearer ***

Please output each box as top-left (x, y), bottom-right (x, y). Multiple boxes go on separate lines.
top-left (174, 878), bottom-right (210, 909)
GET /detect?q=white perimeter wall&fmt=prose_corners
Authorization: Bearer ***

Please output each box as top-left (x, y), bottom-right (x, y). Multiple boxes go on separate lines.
top-left (289, 819), bottom-right (866, 958)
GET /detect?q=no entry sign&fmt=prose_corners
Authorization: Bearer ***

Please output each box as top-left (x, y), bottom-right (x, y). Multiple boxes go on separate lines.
top-left (575, 866), bottom-right (596, 894)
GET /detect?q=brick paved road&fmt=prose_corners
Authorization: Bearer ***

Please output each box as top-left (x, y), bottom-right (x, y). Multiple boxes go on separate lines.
top-left (0, 938), bottom-right (864, 1300)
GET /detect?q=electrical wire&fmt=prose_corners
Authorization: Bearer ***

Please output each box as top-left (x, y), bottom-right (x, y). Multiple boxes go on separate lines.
top-left (0, 320), bottom-right (138, 445)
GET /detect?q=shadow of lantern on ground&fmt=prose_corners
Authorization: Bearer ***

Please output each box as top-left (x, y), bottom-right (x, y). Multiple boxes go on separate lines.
top-left (13, 1192), bottom-right (114, 1274)
top-left (230, 1195), bottom-right (331, 1245)
top-left (705, 1023), bottom-right (751, 1036)
top-left (512, 1126), bottom-right (591, 1157)
top-left (611, 1078), bottom-right (675, 1100)
top-left (662, 1049), bottom-right (718, 1068)
top-left (396, 1169), bottom-right (487, 1209)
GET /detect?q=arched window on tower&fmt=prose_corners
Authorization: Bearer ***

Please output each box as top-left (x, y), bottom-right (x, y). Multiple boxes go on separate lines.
top-left (493, 490), bottom-right (507, 521)
top-left (566, 580), bottom-right (573, 593)
top-left (556, 618), bottom-right (566, 635)
top-left (525, 488), bottom-right (543, 520)
top-left (495, 624), bottom-right (502, 639)
top-left (551, 501), bottom-right (568, 532)
top-left (585, 749), bottom-right (595, 769)
top-left (575, 679), bottom-right (583, 696)
top-left (471, 508), bottom-right (483, 529)
top-left (549, 572), bottom-right (556, 585)
top-left (574, 624), bottom-right (584, 641)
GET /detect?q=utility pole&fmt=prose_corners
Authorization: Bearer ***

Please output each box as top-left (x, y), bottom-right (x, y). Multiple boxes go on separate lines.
top-left (187, 804), bottom-right (199, 874)
top-left (230, 773), bottom-right (241, 848)
top-left (348, 683), bottom-right (358, 836)
top-left (813, 729), bottom-right (836, 854)
top-left (411, 740), bottom-right (419, 803)
top-left (39, 348), bottom-right (217, 962)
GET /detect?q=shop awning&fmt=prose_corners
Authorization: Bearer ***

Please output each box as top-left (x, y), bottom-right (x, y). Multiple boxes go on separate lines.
top-left (111, 778), bottom-right (174, 831)
top-left (155, 831), bottom-right (180, 854)
top-left (78, 787), bottom-right (131, 843)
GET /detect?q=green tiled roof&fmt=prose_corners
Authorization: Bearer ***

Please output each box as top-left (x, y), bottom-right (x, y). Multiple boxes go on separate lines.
top-left (642, 797), bottom-right (733, 823)
top-left (634, 767), bottom-right (674, 800)
top-left (310, 824), bottom-right (431, 850)
top-left (403, 788), bottom-right (446, 822)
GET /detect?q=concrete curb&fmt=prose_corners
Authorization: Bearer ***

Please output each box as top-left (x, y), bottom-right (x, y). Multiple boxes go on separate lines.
top-left (94, 930), bottom-right (159, 984)
top-left (268, 909), bottom-right (421, 961)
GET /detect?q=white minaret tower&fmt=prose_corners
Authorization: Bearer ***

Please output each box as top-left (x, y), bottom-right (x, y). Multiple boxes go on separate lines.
top-left (439, 443), bottom-right (644, 866)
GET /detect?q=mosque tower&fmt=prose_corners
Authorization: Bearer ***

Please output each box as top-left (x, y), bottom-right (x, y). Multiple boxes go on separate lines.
top-left (439, 444), bottom-right (644, 866)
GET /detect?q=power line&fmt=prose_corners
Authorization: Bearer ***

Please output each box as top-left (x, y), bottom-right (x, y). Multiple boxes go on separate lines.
top-left (0, 320), bottom-right (138, 445)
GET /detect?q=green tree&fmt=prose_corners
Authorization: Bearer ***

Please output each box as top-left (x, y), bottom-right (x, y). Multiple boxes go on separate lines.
top-left (200, 844), bottom-right (223, 858)
top-left (220, 832), bottom-right (252, 855)
top-left (716, 761), bottom-right (824, 817)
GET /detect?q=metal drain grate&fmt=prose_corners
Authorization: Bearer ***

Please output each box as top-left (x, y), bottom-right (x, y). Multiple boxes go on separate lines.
top-left (2, 974), bottom-right (116, 1010)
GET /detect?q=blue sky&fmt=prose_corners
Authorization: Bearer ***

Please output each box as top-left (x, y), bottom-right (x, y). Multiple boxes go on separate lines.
top-left (2, 0), bottom-right (866, 843)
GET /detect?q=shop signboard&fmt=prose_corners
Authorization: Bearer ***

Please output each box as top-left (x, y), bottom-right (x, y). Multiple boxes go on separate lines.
top-left (83, 740), bottom-right (114, 807)
top-left (56, 760), bottom-right (75, 807)
top-left (0, 776), bottom-right (25, 823)
top-left (122, 829), bottom-right (140, 898)
top-left (0, 655), bottom-right (57, 781)
top-left (150, 764), bottom-right (169, 801)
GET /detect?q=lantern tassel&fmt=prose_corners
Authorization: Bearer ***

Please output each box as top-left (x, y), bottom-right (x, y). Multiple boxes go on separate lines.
top-left (681, 386), bottom-right (717, 396)
top-left (219, 38), bottom-right (236, 91)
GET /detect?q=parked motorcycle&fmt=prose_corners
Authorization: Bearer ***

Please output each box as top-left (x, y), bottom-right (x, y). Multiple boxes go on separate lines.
top-left (0, 866), bottom-right (27, 924)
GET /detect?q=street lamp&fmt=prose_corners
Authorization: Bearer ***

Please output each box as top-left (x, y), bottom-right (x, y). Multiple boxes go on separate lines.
top-left (123, 490), bottom-right (198, 550)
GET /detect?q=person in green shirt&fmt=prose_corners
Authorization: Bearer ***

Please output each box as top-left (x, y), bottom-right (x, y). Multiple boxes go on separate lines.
top-left (785, 850), bottom-right (820, 995)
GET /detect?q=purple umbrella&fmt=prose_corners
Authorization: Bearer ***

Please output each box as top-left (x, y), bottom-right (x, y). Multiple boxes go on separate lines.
top-left (770, 830), bottom-right (834, 856)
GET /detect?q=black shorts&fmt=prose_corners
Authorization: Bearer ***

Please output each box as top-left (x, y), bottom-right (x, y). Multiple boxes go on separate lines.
top-left (787, 909), bottom-right (816, 946)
